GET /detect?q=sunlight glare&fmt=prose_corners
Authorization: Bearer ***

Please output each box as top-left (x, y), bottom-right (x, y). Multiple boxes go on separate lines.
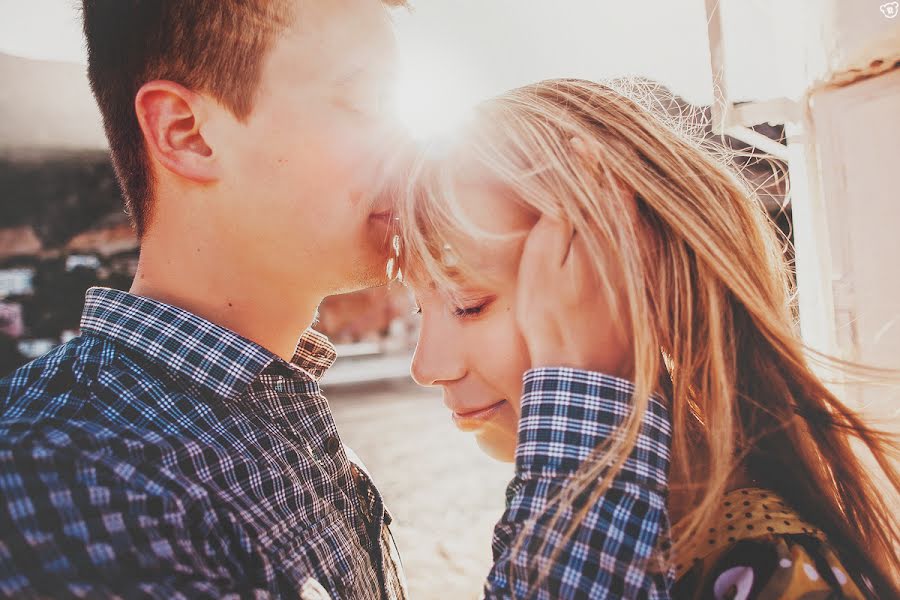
top-left (392, 52), bottom-right (481, 142)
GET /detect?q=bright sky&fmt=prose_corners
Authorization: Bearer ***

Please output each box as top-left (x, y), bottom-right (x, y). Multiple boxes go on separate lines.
top-left (0, 0), bottom-right (787, 138)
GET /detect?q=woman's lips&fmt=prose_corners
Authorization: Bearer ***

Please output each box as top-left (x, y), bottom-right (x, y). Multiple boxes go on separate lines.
top-left (451, 400), bottom-right (507, 432)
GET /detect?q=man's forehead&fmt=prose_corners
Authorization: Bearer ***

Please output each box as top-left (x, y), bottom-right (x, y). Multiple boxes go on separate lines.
top-left (295, 0), bottom-right (394, 55)
top-left (269, 0), bottom-right (396, 80)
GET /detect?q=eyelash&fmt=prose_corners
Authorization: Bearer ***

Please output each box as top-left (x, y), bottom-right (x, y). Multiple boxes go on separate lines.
top-left (412, 301), bottom-right (491, 319)
top-left (337, 98), bottom-right (370, 116)
top-left (335, 88), bottom-right (385, 118)
top-left (453, 303), bottom-right (487, 318)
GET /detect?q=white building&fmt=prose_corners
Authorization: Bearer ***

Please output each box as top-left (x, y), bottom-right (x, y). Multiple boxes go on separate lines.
top-left (707, 0), bottom-right (900, 415)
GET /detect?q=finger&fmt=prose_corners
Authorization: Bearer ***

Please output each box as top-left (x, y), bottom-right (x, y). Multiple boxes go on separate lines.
top-left (563, 231), bottom-right (600, 300)
top-left (521, 215), bottom-right (573, 271)
top-left (560, 228), bottom-right (578, 266)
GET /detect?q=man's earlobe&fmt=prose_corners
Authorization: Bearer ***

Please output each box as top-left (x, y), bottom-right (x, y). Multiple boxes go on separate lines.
top-left (135, 80), bottom-right (220, 184)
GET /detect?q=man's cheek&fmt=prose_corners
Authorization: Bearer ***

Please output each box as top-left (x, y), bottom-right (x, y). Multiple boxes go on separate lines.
top-left (331, 118), bottom-right (386, 165)
top-left (304, 136), bottom-right (366, 186)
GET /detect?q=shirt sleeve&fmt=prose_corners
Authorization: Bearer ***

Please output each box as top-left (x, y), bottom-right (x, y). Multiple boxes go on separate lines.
top-left (0, 435), bottom-right (266, 599)
top-left (484, 367), bottom-right (674, 600)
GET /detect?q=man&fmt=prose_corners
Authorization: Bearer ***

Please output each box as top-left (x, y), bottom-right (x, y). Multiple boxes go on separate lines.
top-left (0, 1), bottom-right (408, 597)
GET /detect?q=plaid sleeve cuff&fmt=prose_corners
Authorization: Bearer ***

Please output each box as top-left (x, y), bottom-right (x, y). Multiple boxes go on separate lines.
top-left (516, 368), bottom-right (671, 490)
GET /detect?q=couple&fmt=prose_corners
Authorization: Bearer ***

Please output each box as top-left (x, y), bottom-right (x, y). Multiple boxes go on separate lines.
top-left (0, 1), bottom-right (897, 599)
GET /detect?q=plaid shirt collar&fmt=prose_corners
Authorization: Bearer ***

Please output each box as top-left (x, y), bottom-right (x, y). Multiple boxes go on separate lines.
top-left (79, 287), bottom-right (337, 401)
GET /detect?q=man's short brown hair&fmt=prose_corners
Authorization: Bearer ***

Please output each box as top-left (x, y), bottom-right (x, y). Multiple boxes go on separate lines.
top-left (82, 0), bottom-right (407, 237)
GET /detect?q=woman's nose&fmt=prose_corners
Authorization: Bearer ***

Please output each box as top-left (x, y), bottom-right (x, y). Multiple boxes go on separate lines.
top-left (410, 331), bottom-right (466, 387)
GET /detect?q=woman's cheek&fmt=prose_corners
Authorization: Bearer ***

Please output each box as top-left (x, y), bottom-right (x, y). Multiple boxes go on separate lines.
top-left (476, 304), bottom-right (529, 416)
top-left (504, 318), bottom-right (532, 418)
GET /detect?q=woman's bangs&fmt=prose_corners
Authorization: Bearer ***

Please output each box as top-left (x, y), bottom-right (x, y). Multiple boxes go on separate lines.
top-left (398, 139), bottom-right (523, 300)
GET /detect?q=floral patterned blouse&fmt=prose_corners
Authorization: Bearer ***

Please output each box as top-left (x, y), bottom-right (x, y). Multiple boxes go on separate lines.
top-left (672, 488), bottom-right (872, 599)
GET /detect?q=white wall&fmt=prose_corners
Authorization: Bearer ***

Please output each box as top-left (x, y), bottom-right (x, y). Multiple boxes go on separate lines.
top-left (805, 69), bottom-right (900, 415)
top-left (783, 0), bottom-right (900, 417)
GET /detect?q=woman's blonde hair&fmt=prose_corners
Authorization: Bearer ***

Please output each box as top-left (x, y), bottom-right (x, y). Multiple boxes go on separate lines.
top-left (397, 78), bottom-right (900, 597)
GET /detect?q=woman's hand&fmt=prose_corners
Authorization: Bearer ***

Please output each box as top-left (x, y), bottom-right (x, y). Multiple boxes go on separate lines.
top-left (515, 216), bottom-right (632, 376)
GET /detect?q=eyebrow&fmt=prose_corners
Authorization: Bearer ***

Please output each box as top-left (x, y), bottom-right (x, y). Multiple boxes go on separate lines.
top-left (333, 58), bottom-right (395, 86)
top-left (334, 64), bottom-right (367, 86)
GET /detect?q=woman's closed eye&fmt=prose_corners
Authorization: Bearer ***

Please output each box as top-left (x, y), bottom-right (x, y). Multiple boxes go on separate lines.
top-left (452, 297), bottom-right (494, 319)
top-left (412, 295), bottom-right (496, 320)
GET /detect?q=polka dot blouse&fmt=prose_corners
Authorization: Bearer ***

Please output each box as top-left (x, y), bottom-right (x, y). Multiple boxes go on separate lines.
top-left (672, 488), bottom-right (870, 599)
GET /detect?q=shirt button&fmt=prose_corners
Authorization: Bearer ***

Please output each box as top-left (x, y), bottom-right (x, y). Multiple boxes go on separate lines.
top-left (274, 379), bottom-right (285, 392)
top-left (324, 435), bottom-right (342, 455)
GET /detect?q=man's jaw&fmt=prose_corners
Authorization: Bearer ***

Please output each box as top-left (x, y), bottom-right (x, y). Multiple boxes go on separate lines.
top-left (368, 209), bottom-right (395, 224)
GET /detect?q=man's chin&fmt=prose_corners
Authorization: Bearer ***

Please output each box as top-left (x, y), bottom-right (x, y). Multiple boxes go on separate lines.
top-left (327, 254), bottom-right (392, 296)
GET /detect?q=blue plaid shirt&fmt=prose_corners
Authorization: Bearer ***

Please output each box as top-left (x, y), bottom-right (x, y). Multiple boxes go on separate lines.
top-left (0, 288), bottom-right (407, 599)
top-left (486, 368), bottom-right (673, 599)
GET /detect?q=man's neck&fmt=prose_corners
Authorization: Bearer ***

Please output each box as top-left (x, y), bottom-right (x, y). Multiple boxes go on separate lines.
top-left (130, 227), bottom-right (323, 364)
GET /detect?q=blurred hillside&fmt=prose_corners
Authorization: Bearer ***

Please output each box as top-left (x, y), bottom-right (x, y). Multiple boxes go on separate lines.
top-left (0, 149), bottom-right (414, 376)
top-left (0, 150), bottom-right (122, 250)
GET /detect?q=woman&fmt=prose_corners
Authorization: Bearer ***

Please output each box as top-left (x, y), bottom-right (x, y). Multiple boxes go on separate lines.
top-left (394, 79), bottom-right (900, 598)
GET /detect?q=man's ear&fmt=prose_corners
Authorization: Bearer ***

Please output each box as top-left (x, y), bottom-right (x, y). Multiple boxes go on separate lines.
top-left (135, 80), bottom-right (220, 183)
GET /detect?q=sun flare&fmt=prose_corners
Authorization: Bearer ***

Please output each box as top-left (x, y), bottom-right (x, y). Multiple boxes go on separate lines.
top-left (392, 52), bottom-right (480, 142)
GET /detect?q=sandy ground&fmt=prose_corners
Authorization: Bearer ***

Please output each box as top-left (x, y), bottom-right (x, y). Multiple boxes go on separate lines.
top-left (326, 379), bottom-right (513, 600)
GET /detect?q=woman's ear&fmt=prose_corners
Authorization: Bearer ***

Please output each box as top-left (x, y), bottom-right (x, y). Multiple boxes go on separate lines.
top-left (134, 80), bottom-right (221, 184)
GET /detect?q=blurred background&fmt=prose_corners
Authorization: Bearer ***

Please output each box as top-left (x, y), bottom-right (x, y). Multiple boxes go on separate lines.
top-left (1, 1), bottom-right (898, 598)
